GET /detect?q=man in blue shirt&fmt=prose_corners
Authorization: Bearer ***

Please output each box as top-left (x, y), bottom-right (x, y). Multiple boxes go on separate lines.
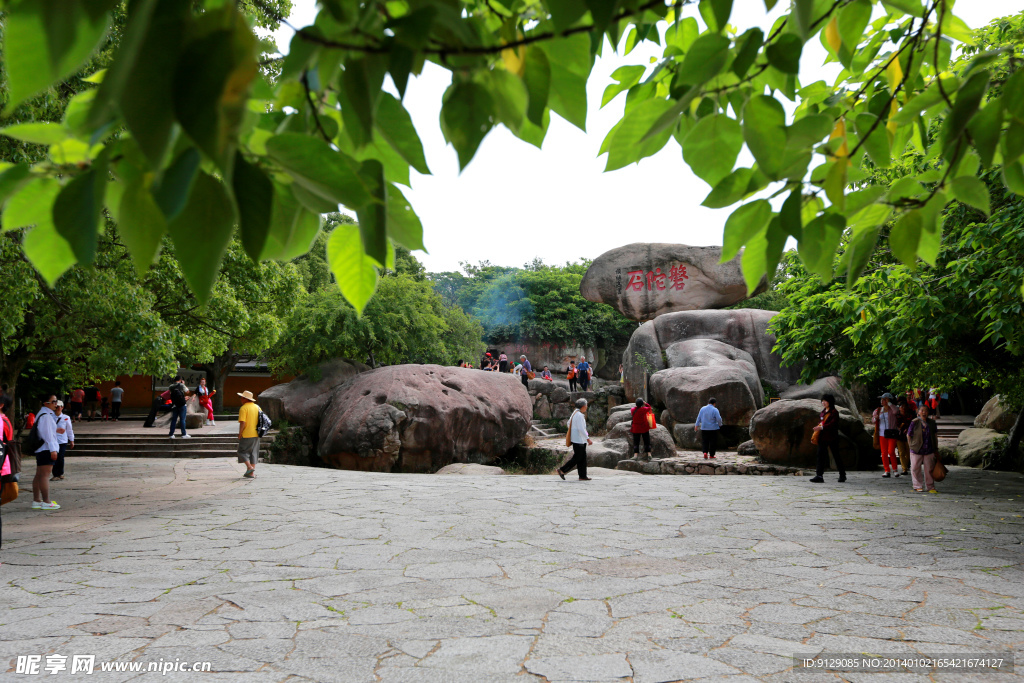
top-left (695, 398), bottom-right (723, 459)
top-left (576, 357), bottom-right (591, 391)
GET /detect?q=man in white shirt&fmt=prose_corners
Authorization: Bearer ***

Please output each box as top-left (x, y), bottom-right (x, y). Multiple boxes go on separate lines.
top-left (32, 395), bottom-right (61, 510)
top-left (51, 400), bottom-right (75, 481)
top-left (556, 398), bottom-right (593, 481)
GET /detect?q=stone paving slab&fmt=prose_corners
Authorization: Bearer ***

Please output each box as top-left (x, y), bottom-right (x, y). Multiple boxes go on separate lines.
top-left (2, 457), bottom-right (1023, 681)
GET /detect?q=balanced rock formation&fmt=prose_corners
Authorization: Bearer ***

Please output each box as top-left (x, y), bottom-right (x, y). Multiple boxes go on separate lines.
top-left (317, 365), bottom-right (532, 472)
top-left (623, 309), bottom-right (803, 400)
top-left (580, 244), bottom-right (763, 321)
top-left (748, 399), bottom-right (873, 469)
top-left (258, 358), bottom-right (370, 426)
top-left (974, 396), bottom-right (1018, 432)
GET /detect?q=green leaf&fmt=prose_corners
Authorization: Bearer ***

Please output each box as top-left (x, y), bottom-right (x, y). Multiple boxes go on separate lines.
top-left (539, 34), bottom-right (592, 131)
top-left (0, 123), bottom-right (70, 145)
top-left (0, 165), bottom-right (34, 211)
top-left (387, 184), bottom-right (425, 252)
top-left (917, 191), bottom-right (945, 265)
top-left (881, 0), bottom-right (923, 16)
top-left (266, 133), bottom-right (373, 208)
top-left (766, 34), bottom-right (803, 75)
top-left (440, 81), bottom-right (495, 171)
top-left (721, 199), bottom-right (772, 262)
top-left (941, 71), bottom-right (989, 162)
top-left (583, 0), bottom-right (620, 35)
top-left (2, 0), bottom-right (111, 112)
top-left (118, 176), bottom-right (168, 275)
top-left (328, 221), bottom-right (379, 315)
top-left (484, 69), bottom-right (529, 134)
top-left (601, 65), bottom-right (645, 108)
top-left (2, 177), bottom-right (61, 232)
top-left (968, 100), bottom-right (1002, 168)
top-left (151, 147), bottom-right (200, 222)
top-left (950, 175), bottom-right (990, 215)
top-left (233, 153), bottom-right (274, 261)
top-left (798, 212), bottom-right (845, 282)
top-left (889, 210), bottom-right (921, 266)
top-left (786, 114), bottom-right (832, 147)
top-left (676, 33), bottom-right (732, 87)
top-left (854, 113), bottom-right (891, 168)
top-left (732, 28), bottom-right (764, 79)
top-left (844, 221), bottom-right (880, 284)
top-left (837, 0), bottom-right (872, 54)
top-left (1003, 120), bottom-right (1024, 166)
top-left (1003, 69), bottom-right (1024, 121)
top-left (262, 182), bottom-right (323, 261)
top-left (1004, 162), bottom-right (1024, 197)
top-left (355, 159), bottom-right (388, 267)
top-left (682, 114), bottom-right (743, 187)
top-left (523, 48), bottom-right (552, 126)
top-left (824, 159), bottom-right (847, 212)
top-left (792, 0), bottom-right (815, 40)
top-left (375, 92), bottom-right (431, 175)
top-left (166, 173), bottom-right (236, 305)
top-left (339, 56), bottom-right (387, 149)
top-left (846, 185), bottom-right (886, 216)
top-left (547, 0), bottom-right (588, 33)
top-left (23, 222), bottom-right (77, 287)
top-left (892, 76), bottom-right (957, 125)
top-left (172, 8), bottom-right (258, 171)
top-left (605, 99), bottom-right (675, 171)
top-left (780, 189), bottom-right (803, 240)
top-left (702, 167), bottom-right (754, 208)
top-left (739, 217), bottom-right (785, 295)
top-left (53, 164), bottom-right (106, 266)
top-left (664, 17), bottom-right (699, 53)
top-left (743, 95), bottom-right (787, 179)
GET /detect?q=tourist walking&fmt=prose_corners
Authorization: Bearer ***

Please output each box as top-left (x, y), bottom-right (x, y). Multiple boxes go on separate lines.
top-left (31, 395), bottom-right (61, 510)
top-left (809, 393), bottom-right (846, 483)
top-left (895, 399), bottom-right (915, 476)
top-left (873, 392), bottom-right (900, 477)
top-left (167, 377), bottom-right (191, 439)
top-left (69, 386), bottom-right (85, 421)
top-left (51, 401), bottom-right (74, 481)
top-left (695, 398), bottom-right (723, 459)
top-left (567, 362), bottom-right (577, 392)
top-left (577, 357), bottom-right (591, 391)
top-left (630, 398), bottom-right (654, 460)
top-left (236, 390), bottom-right (261, 478)
top-left (84, 381), bottom-right (100, 422)
top-left (109, 380), bottom-right (124, 421)
top-left (196, 377), bottom-right (216, 425)
top-left (928, 387), bottom-right (941, 417)
top-left (556, 398), bottom-right (592, 481)
top-left (907, 404), bottom-right (940, 493)
top-left (519, 355), bottom-right (532, 388)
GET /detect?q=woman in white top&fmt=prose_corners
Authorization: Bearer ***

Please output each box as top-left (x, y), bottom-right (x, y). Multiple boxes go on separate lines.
top-left (556, 398), bottom-right (592, 481)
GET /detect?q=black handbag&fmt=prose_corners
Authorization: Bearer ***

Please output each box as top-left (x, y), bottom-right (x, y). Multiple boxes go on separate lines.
top-left (883, 428), bottom-right (900, 439)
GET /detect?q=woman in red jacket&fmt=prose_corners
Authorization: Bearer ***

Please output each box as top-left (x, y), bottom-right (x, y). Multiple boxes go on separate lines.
top-left (630, 398), bottom-right (654, 461)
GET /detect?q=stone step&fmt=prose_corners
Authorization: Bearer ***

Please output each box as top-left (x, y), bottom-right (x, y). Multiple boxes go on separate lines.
top-left (68, 449), bottom-right (269, 459)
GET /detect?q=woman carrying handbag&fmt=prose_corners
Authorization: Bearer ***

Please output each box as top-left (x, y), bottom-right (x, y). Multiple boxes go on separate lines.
top-left (809, 394), bottom-right (846, 483)
top-left (907, 403), bottom-right (941, 493)
top-left (629, 399), bottom-right (654, 461)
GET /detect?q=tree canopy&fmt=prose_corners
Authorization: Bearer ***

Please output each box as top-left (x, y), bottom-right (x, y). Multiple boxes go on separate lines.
top-left (2, 0), bottom-right (1022, 318)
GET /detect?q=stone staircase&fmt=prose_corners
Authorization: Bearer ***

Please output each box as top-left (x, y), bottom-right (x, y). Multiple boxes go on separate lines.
top-left (530, 419), bottom-right (559, 439)
top-left (68, 433), bottom-right (278, 460)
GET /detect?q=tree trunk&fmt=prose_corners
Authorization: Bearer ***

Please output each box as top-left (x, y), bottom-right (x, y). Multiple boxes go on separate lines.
top-left (1002, 406), bottom-right (1024, 472)
top-left (0, 354), bottom-right (28, 419)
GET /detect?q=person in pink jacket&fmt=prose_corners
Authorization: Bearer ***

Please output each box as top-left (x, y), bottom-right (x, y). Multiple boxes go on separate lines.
top-left (873, 392), bottom-right (901, 478)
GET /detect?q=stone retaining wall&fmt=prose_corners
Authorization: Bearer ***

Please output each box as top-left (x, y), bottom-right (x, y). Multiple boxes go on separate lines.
top-left (616, 457), bottom-right (809, 476)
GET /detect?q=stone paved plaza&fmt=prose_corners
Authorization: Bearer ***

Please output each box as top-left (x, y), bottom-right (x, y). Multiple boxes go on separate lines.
top-left (2, 457), bottom-right (1024, 682)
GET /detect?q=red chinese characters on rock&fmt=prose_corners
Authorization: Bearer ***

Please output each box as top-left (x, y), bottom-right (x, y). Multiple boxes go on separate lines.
top-left (626, 264), bottom-right (688, 292)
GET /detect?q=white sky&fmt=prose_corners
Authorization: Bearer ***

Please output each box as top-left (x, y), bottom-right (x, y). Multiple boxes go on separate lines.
top-left (271, 1), bottom-right (1011, 273)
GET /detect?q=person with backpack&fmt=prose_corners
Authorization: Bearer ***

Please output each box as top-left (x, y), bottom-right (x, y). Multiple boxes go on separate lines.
top-left (167, 377), bottom-right (191, 439)
top-left (577, 357), bottom-right (592, 391)
top-left (30, 395), bottom-right (61, 510)
top-left (236, 390), bottom-right (267, 479)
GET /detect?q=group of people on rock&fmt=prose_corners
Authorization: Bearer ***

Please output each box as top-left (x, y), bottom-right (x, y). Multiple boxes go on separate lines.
top-left (813, 391), bottom-right (942, 492)
top-left (457, 353), bottom-right (595, 391)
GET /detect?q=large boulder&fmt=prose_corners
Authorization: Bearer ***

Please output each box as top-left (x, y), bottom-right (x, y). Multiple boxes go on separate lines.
top-left (672, 424), bottom-right (749, 450)
top-left (748, 399), bottom-right (873, 469)
top-left (956, 428), bottom-right (1009, 468)
top-left (650, 365), bottom-right (763, 427)
top-left (975, 396), bottom-right (1018, 432)
top-left (155, 395), bottom-right (207, 430)
top-left (436, 463), bottom-right (505, 475)
top-left (605, 423), bottom-right (676, 459)
top-left (580, 243), bottom-right (763, 321)
top-left (780, 377), bottom-right (859, 415)
top-left (258, 359), bottom-right (370, 427)
top-left (318, 365), bottom-right (532, 473)
top-left (622, 310), bottom-right (803, 400)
